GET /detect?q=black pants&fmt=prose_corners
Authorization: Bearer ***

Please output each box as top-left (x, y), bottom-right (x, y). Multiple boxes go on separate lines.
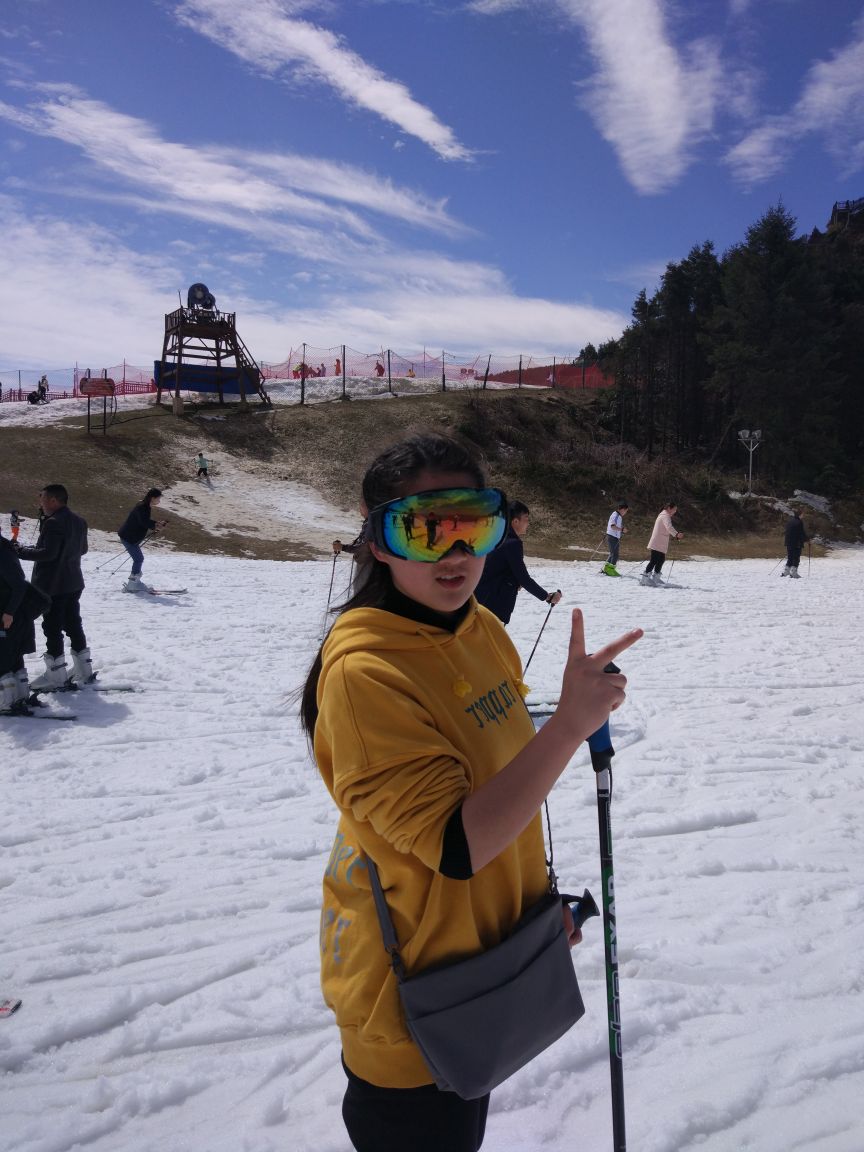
top-left (342, 1058), bottom-right (489, 1152)
top-left (41, 591), bottom-right (86, 657)
top-left (786, 547), bottom-right (802, 569)
top-left (645, 549), bottom-right (666, 574)
top-left (0, 616), bottom-right (34, 678)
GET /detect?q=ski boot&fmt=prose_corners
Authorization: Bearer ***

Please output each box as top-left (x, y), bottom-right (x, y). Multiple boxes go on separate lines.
top-left (70, 648), bottom-right (96, 685)
top-left (30, 653), bottom-right (70, 691)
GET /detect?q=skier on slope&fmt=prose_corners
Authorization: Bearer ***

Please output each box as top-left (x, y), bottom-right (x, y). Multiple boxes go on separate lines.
top-left (118, 489), bottom-right (168, 593)
top-left (15, 484), bottom-right (93, 688)
top-left (641, 501), bottom-right (683, 586)
top-left (194, 453), bottom-right (210, 479)
top-left (603, 501), bottom-right (629, 576)
top-left (782, 510), bottom-right (809, 578)
top-left (474, 500), bottom-right (561, 624)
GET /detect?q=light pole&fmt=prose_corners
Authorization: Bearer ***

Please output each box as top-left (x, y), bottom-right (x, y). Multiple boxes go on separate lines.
top-left (737, 429), bottom-right (762, 496)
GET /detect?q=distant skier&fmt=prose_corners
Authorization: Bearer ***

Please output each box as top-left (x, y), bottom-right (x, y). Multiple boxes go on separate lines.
top-left (603, 501), bottom-right (629, 576)
top-left (474, 500), bottom-right (561, 624)
top-left (194, 453), bottom-right (210, 479)
top-left (118, 489), bottom-right (168, 594)
top-left (374, 360), bottom-right (385, 378)
top-left (782, 510), bottom-right (809, 578)
top-left (642, 502), bottom-right (683, 586)
top-left (9, 510), bottom-right (22, 543)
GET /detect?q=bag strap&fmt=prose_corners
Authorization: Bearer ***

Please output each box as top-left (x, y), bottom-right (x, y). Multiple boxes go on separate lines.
top-left (366, 857), bottom-right (407, 981)
top-left (366, 802), bottom-right (560, 981)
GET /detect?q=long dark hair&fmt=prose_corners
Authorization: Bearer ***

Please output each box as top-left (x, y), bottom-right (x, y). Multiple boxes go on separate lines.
top-left (300, 432), bottom-right (487, 740)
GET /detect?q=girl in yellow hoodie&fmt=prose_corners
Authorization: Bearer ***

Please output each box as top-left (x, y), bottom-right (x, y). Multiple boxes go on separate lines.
top-left (301, 432), bottom-right (641, 1152)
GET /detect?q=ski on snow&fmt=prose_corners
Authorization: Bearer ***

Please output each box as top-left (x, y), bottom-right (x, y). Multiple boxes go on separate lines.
top-left (3, 708), bottom-right (77, 721)
top-left (30, 681), bottom-right (136, 698)
top-left (0, 999), bottom-right (22, 1018)
top-left (124, 587), bottom-right (187, 596)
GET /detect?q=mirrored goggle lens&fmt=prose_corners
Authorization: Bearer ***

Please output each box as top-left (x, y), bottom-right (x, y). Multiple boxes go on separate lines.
top-left (378, 488), bottom-right (507, 561)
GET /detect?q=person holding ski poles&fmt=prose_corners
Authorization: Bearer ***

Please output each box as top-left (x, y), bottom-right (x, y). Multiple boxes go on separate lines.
top-left (301, 432), bottom-right (642, 1152)
top-left (117, 489), bottom-right (168, 594)
top-left (642, 501), bottom-right (683, 586)
top-left (603, 500), bottom-right (629, 576)
top-left (474, 500), bottom-right (561, 625)
top-left (194, 453), bottom-right (210, 479)
top-left (782, 509), bottom-right (809, 578)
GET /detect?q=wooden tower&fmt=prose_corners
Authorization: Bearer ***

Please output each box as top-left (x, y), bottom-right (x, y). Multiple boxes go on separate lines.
top-left (156, 284), bottom-right (271, 413)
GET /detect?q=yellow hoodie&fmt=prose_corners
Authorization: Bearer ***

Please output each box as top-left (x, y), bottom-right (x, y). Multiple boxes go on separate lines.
top-left (315, 599), bottom-right (549, 1088)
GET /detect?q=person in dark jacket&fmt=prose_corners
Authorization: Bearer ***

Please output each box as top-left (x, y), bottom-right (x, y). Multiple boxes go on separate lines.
top-left (0, 527), bottom-right (50, 712)
top-left (782, 510), bottom-right (809, 578)
top-left (118, 488), bottom-right (168, 593)
top-left (474, 501), bottom-right (561, 625)
top-left (15, 484), bottom-right (91, 689)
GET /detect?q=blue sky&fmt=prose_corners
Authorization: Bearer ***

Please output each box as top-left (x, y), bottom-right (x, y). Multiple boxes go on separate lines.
top-left (1, 0), bottom-right (863, 372)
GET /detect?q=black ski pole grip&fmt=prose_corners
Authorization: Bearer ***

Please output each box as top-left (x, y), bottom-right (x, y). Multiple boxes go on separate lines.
top-left (569, 888), bottom-right (601, 930)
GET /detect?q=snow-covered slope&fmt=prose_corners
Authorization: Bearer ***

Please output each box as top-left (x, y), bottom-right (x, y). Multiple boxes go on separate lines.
top-left (3, 544), bottom-right (864, 1152)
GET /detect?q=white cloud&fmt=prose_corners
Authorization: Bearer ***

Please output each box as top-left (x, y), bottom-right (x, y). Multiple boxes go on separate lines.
top-left (470, 0), bottom-right (721, 194)
top-left (725, 19), bottom-right (864, 183)
top-left (0, 195), bottom-right (627, 367)
top-left (558, 0), bottom-right (721, 194)
top-left (174, 0), bottom-right (473, 162)
top-left (0, 89), bottom-right (463, 239)
top-left (0, 194), bottom-right (182, 368)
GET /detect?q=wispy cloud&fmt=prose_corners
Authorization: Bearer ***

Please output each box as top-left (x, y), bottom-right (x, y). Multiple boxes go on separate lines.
top-left (0, 193), bottom-right (627, 366)
top-left (174, 0), bottom-right (473, 162)
top-left (725, 19), bottom-right (864, 183)
top-left (0, 88), bottom-right (464, 242)
top-left (470, 0), bottom-right (721, 194)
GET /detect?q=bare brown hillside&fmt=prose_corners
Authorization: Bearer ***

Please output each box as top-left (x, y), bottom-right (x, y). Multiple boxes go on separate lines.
top-left (2, 389), bottom-right (860, 560)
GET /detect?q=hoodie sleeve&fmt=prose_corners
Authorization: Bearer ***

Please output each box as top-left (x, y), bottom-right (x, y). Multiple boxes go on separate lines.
top-left (318, 655), bottom-right (472, 873)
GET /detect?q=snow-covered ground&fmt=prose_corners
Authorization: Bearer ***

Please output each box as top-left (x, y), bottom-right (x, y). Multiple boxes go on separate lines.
top-left (3, 540), bottom-right (864, 1152)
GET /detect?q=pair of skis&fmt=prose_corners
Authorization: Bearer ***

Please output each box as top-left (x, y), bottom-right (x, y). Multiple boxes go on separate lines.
top-left (6, 678), bottom-right (137, 721)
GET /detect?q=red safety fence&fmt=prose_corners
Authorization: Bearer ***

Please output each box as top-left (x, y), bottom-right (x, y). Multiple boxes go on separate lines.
top-left (2, 349), bottom-right (613, 404)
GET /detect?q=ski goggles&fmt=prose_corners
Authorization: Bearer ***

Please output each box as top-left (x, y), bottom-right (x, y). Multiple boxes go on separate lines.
top-left (367, 487), bottom-right (509, 562)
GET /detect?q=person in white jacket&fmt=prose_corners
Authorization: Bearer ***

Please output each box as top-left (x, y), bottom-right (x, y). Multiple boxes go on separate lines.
top-left (642, 502), bottom-right (683, 585)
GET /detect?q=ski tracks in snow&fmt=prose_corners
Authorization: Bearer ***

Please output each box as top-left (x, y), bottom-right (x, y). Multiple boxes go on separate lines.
top-left (3, 548), bottom-right (864, 1151)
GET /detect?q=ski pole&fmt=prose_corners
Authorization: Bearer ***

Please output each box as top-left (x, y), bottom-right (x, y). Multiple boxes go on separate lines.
top-left (587, 660), bottom-right (626, 1152)
top-left (769, 556), bottom-right (786, 576)
top-left (324, 551), bottom-right (338, 615)
top-left (343, 555), bottom-right (356, 598)
top-left (588, 538), bottom-right (608, 564)
top-left (807, 540), bottom-right (811, 577)
top-left (96, 548), bottom-right (129, 571)
top-left (523, 599), bottom-right (556, 673)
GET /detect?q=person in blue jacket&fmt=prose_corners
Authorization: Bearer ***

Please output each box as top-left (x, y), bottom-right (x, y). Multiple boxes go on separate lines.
top-left (118, 489), bottom-right (168, 593)
top-left (474, 501), bottom-right (561, 625)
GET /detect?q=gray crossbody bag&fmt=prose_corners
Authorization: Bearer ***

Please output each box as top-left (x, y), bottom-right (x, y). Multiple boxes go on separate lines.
top-left (366, 813), bottom-right (587, 1100)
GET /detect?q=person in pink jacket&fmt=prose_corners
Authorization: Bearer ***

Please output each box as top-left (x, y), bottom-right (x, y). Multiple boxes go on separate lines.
top-left (642, 502), bottom-right (683, 585)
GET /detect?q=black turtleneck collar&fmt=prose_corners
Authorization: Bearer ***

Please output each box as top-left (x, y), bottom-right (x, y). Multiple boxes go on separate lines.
top-left (381, 584), bottom-right (472, 634)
